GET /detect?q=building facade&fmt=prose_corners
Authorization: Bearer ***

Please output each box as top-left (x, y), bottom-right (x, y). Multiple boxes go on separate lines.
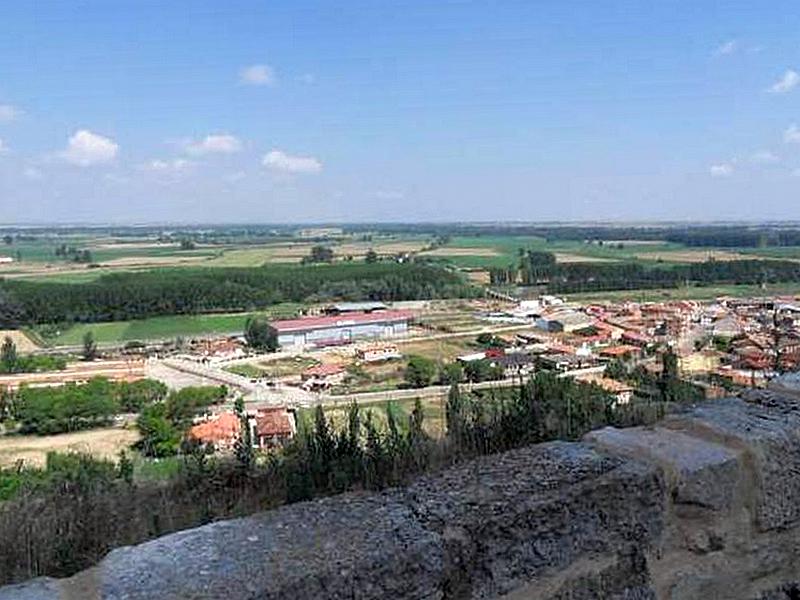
top-left (268, 310), bottom-right (412, 348)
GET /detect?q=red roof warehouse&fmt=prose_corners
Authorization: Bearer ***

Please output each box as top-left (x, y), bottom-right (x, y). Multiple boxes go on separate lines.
top-left (268, 310), bottom-right (413, 348)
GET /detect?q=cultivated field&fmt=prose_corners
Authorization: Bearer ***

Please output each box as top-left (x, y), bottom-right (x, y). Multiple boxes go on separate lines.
top-left (631, 249), bottom-right (751, 263)
top-left (553, 253), bottom-right (616, 263)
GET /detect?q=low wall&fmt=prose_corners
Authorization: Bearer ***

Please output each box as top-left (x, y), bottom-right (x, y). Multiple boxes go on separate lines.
top-left (5, 389), bottom-right (800, 599)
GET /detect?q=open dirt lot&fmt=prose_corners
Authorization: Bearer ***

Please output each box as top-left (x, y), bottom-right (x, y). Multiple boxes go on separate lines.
top-left (0, 330), bottom-right (39, 352)
top-left (0, 427), bottom-right (140, 468)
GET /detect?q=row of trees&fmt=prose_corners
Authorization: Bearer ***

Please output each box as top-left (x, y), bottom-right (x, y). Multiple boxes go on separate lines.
top-left (403, 355), bottom-right (505, 389)
top-left (1, 378), bottom-right (172, 434)
top-left (0, 262), bottom-right (476, 327)
top-left (490, 258), bottom-right (800, 293)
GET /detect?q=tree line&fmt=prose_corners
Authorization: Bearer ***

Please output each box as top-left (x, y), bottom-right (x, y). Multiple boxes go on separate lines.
top-left (490, 256), bottom-right (800, 292)
top-left (0, 378), bottom-right (227, 436)
top-left (0, 262), bottom-right (477, 327)
top-left (3, 378), bottom-right (168, 434)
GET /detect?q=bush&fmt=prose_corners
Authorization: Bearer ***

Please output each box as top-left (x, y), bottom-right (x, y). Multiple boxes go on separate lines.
top-left (404, 355), bottom-right (437, 388)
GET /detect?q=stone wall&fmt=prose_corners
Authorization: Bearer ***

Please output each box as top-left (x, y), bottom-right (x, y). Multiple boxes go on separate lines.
top-left (5, 390), bottom-right (800, 599)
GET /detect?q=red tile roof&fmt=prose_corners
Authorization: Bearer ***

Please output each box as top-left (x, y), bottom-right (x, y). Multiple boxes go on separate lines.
top-left (269, 310), bottom-right (413, 333)
top-left (189, 412), bottom-right (240, 444)
top-left (255, 408), bottom-right (295, 438)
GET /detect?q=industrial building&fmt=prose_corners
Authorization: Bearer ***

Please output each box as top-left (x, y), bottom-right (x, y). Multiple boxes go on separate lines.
top-left (268, 310), bottom-right (413, 348)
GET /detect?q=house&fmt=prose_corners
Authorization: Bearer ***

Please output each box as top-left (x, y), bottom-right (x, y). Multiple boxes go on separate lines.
top-left (301, 363), bottom-right (347, 390)
top-left (621, 331), bottom-right (652, 347)
top-left (193, 338), bottom-right (246, 361)
top-left (356, 343), bottom-right (402, 362)
top-left (712, 316), bottom-right (744, 339)
top-left (0, 256), bottom-right (13, 264)
top-left (536, 310), bottom-right (594, 333)
top-left (600, 345), bottom-right (642, 360)
top-left (576, 375), bottom-right (634, 405)
top-left (490, 352), bottom-right (536, 378)
top-left (538, 352), bottom-right (586, 372)
top-left (457, 351), bottom-right (488, 363)
top-left (268, 310), bottom-right (413, 348)
top-left (253, 407), bottom-right (296, 449)
top-left (188, 412), bottom-right (241, 451)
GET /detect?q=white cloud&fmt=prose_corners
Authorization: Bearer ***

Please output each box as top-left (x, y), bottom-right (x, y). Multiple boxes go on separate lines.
top-left (784, 124), bottom-right (800, 143)
top-left (298, 73), bottom-right (316, 84)
top-left (0, 139), bottom-right (7, 154)
top-left (0, 105), bottom-right (19, 122)
top-left (710, 163), bottom-right (734, 177)
top-left (184, 134), bottom-right (242, 156)
top-left (60, 129), bottom-right (119, 166)
top-left (140, 158), bottom-right (195, 173)
top-left (239, 64), bottom-right (276, 86)
top-left (751, 150), bottom-right (779, 164)
top-left (713, 40), bottom-right (737, 57)
top-left (262, 149), bottom-right (322, 174)
top-left (768, 69), bottom-right (800, 94)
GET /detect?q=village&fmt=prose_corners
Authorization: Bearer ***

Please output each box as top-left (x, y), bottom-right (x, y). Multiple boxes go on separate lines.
top-left (3, 292), bottom-right (798, 461)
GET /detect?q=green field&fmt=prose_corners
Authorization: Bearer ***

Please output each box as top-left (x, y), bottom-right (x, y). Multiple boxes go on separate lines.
top-left (434, 235), bottom-right (686, 269)
top-left (566, 282), bottom-right (800, 303)
top-left (35, 303), bottom-right (303, 346)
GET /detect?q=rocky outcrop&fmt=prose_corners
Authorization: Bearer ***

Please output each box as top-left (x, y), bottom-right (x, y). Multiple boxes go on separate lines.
top-left (5, 391), bottom-right (800, 599)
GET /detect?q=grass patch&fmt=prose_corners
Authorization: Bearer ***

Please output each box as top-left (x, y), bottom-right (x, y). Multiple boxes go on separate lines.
top-left (35, 304), bottom-right (303, 346)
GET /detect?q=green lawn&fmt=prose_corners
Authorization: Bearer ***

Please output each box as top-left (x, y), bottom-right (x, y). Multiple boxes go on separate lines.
top-left (35, 303), bottom-right (303, 346)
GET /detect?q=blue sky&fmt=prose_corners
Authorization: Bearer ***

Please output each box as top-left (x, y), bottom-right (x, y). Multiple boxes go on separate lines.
top-left (1, 0), bottom-right (800, 223)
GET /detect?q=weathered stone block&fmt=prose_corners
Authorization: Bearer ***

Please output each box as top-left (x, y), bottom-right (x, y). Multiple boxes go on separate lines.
top-left (0, 492), bottom-right (444, 600)
top-left (665, 397), bottom-right (800, 532)
top-left (585, 426), bottom-right (740, 510)
top-left (403, 442), bottom-right (665, 599)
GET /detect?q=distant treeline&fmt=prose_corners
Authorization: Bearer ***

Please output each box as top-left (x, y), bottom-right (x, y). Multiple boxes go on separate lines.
top-left (345, 223), bottom-right (800, 248)
top-left (0, 263), bottom-right (476, 327)
top-left (491, 252), bottom-right (800, 292)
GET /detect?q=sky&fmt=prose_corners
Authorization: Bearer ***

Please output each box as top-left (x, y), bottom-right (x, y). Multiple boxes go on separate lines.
top-left (1, 0), bottom-right (800, 223)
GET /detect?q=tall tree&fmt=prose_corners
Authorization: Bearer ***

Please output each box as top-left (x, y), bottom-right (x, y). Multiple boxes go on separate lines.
top-left (0, 337), bottom-right (17, 373)
top-left (244, 316), bottom-right (278, 352)
top-left (82, 331), bottom-right (98, 361)
top-left (233, 396), bottom-right (254, 469)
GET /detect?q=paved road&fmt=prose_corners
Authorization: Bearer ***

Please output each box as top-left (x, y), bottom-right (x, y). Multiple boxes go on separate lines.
top-left (312, 365), bottom-right (607, 409)
top-left (147, 357), bottom-right (315, 407)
